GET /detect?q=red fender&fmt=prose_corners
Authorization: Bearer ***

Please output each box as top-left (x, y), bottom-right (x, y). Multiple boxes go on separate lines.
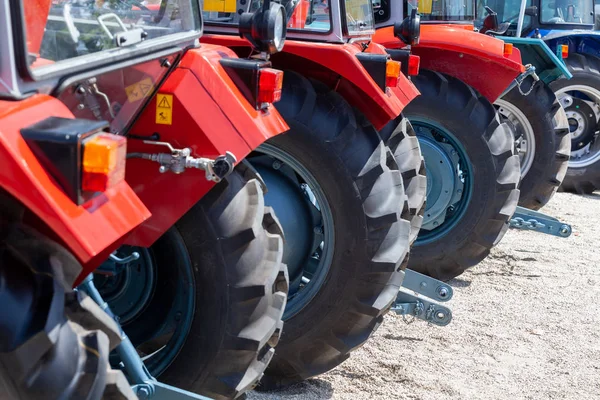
top-left (124, 44), bottom-right (288, 248)
top-left (0, 95), bottom-right (151, 280)
top-left (373, 25), bottom-right (525, 102)
top-left (202, 35), bottom-right (420, 130)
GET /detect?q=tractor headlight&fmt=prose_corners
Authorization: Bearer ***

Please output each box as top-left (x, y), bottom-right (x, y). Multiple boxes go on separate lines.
top-left (239, 0), bottom-right (287, 55)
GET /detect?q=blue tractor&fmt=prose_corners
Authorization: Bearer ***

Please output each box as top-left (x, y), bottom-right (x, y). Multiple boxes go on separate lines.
top-left (479, 0), bottom-right (600, 193)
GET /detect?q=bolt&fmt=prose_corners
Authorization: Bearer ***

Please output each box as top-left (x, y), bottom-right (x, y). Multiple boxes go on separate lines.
top-left (159, 165), bottom-right (168, 173)
top-left (451, 150), bottom-right (457, 156)
top-left (272, 160), bottom-right (282, 170)
top-left (457, 189), bottom-right (463, 194)
top-left (137, 387), bottom-right (150, 400)
top-left (77, 103), bottom-right (85, 110)
top-left (77, 86), bottom-right (86, 94)
top-left (313, 226), bottom-right (323, 234)
top-left (433, 221), bottom-right (439, 226)
top-left (420, 281), bottom-right (427, 288)
top-left (161, 59), bottom-right (172, 68)
top-left (459, 53), bottom-right (464, 58)
top-left (436, 311), bottom-right (446, 320)
top-left (560, 225), bottom-right (570, 235)
top-left (437, 287), bottom-right (449, 299)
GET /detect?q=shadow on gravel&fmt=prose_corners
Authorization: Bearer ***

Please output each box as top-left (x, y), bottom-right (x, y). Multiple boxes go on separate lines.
top-left (448, 277), bottom-right (472, 288)
top-left (581, 192), bottom-right (600, 200)
top-left (251, 379), bottom-right (334, 399)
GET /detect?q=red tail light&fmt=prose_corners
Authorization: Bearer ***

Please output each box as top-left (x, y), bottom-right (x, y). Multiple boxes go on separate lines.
top-left (561, 44), bottom-right (569, 59)
top-left (408, 55), bottom-right (420, 76)
top-left (82, 133), bottom-right (127, 192)
top-left (385, 60), bottom-right (401, 88)
top-left (258, 68), bottom-right (284, 105)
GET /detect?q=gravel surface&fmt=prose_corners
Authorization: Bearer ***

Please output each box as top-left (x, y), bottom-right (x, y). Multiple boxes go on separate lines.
top-left (250, 191), bottom-right (600, 400)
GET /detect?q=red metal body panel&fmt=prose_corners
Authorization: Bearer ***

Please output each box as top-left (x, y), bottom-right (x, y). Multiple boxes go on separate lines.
top-left (373, 25), bottom-right (525, 102)
top-left (124, 45), bottom-right (288, 247)
top-left (0, 95), bottom-right (151, 279)
top-left (201, 35), bottom-right (420, 130)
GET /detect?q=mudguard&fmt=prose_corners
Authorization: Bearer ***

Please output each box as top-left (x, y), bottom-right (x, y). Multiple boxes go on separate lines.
top-left (540, 31), bottom-right (600, 65)
top-left (0, 95), bottom-right (151, 278)
top-left (374, 24), bottom-right (525, 102)
top-left (124, 44), bottom-right (288, 248)
top-left (502, 36), bottom-right (572, 84)
top-left (201, 35), bottom-right (420, 130)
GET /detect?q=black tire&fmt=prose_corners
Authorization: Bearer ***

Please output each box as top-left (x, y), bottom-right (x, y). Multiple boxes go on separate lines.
top-left (550, 52), bottom-right (600, 194)
top-left (379, 115), bottom-right (427, 244)
top-left (250, 71), bottom-right (411, 389)
top-left (496, 79), bottom-right (571, 209)
top-left (0, 225), bottom-right (135, 400)
top-left (156, 164), bottom-right (288, 400)
top-left (405, 70), bottom-right (520, 281)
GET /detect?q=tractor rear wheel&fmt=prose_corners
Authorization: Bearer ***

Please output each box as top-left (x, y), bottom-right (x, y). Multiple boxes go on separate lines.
top-left (496, 79), bottom-right (571, 209)
top-left (379, 115), bottom-right (427, 244)
top-left (95, 164), bottom-right (288, 400)
top-left (0, 225), bottom-right (134, 400)
top-left (405, 70), bottom-right (520, 281)
top-left (248, 71), bottom-right (410, 389)
top-left (550, 53), bottom-right (600, 194)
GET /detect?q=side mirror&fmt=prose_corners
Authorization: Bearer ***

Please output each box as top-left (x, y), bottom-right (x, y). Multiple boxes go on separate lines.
top-left (239, 0), bottom-right (287, 54)
top-left (525, 6), bottom-right (538, 16)
top-left (394, 9), bottom-right (420, 46)
top-left (480, 6), bottom-right (499, 34)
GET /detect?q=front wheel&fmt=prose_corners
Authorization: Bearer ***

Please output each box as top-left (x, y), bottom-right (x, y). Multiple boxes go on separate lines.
top-left (550, 52), bottom-right (600, 194)
top-left (405, 70), bottom-right (520, 281)
top-left (0, 225), bottom-right (134, 400)
top-left (249, 71), bottom-right (411, 389)
top-left (495, 79), bottom-right (570, 209)
top-left (95, 164), bottom-right (288, 400)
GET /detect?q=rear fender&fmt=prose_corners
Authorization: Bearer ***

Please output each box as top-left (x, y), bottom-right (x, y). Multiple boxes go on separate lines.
top-left (125, 45), bottom-right (288, 248)
top-left (541, 32), bottom-right (600, 68)
top-left (502, 37), bottom-right (572, 84)
top-left (0, 95), bottom-right (151, 280)
top-left (374, 25), bottom-right (525, 102)
top-left (202, 35), bottom-right (420, 130)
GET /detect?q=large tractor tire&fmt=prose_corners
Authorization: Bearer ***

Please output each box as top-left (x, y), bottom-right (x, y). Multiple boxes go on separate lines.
top-left (0, 225), bottom-right (135, 400)
top-left (248, 71), bottom-right (411, 389)
top-left (550, 53), bottom-right (600, 194)
top-left (405, 70), bottom-right (520, 281)
top-left (94, 164), bottom-right (288, 400)
top-left (496, 79), bottom-right (571, 209)
top-left (379, 115), bottom-right (427, 244)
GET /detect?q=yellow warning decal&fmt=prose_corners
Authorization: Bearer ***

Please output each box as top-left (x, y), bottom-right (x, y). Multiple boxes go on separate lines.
top-left (125, 77), bottom-right (154, 103)
top-left (203, 0), bottom-right (236, 13)
top-left (156, 94), bottom-right (173, 125)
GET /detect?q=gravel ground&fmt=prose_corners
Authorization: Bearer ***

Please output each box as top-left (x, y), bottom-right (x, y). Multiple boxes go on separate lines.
top-left (250, 191), bottom-right (600, 400)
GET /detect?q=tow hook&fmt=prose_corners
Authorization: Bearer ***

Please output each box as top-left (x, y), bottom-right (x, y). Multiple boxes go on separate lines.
top-left (128, 140), bottom-right (237, 182)
top-left (392, 269), bottom-right (453, 326)
top-left (501, 64), bottom-right (539, 98)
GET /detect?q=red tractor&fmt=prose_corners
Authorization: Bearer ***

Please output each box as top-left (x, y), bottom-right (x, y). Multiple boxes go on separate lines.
top-left (0, 1), bottom-right (292, 399)
top-left (372, 0), bottom-right (571, 280)
top-left (200, 0), bottom-right (434, 390)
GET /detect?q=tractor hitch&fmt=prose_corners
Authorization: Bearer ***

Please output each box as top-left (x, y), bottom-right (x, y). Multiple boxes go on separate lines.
top-left (500, 64), bottom-right (539, 98)
top-left (509, 206), bottom-right (572, 238)
top-left (391, 270), bottom-right (453, 327)
top-left (78, 275), bottom-right (213, 400)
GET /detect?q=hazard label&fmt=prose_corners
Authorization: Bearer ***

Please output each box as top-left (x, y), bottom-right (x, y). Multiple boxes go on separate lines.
top-left (156, 93), bottom-right (173, 125)
top-left (125, 77), bottom-right (154, 103)
top-left (203, 0), bottom-right (236, 12)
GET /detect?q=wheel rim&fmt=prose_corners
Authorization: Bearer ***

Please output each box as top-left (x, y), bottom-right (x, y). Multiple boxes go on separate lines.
top-left (95, 235), bottom-right (195, 377)
top-left (249, 143), bottom-right (335, 320)
top-left (411, 118), bottom-right (473, 245)
top-left (495, 98), bottom-right (536, 177)
top-left (555, 84), bottom-right (600, 168)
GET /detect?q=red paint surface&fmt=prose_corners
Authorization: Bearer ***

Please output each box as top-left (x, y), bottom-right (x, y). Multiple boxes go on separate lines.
top-left (374, 25), bottom-right (525, 102)
top-left (202, 35), bottom-right (420, 130)
top-left (125, 45), bottom-right (288, 247)
top-left (0, 95), bottom-right (150, 279)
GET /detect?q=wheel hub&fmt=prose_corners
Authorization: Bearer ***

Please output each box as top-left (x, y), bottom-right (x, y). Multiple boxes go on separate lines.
top-left (95, 247), bottom-right (155, 325)
top-left (249, 144), bottom-right (334, 320)
top-left (495, 99), bottom-right (536, 177)
top-left (563, 97), bottom-right (597, 151)
top-left (412, 121), bottom-right (471, 244)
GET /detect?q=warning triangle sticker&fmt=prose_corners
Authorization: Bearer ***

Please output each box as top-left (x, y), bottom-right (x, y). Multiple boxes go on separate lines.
top-left (140, 83), bottom-right (152, 96)
top-left (158, 97), bottom-right (171, 108)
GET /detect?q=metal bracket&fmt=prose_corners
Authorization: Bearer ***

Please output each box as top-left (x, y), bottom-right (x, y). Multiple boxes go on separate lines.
top-left (391, 269), bottom-right (453, 327)
top-left (509, 206), bottom-right (572, 238)
top-left (500, 64), bottom-right (539, 98)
